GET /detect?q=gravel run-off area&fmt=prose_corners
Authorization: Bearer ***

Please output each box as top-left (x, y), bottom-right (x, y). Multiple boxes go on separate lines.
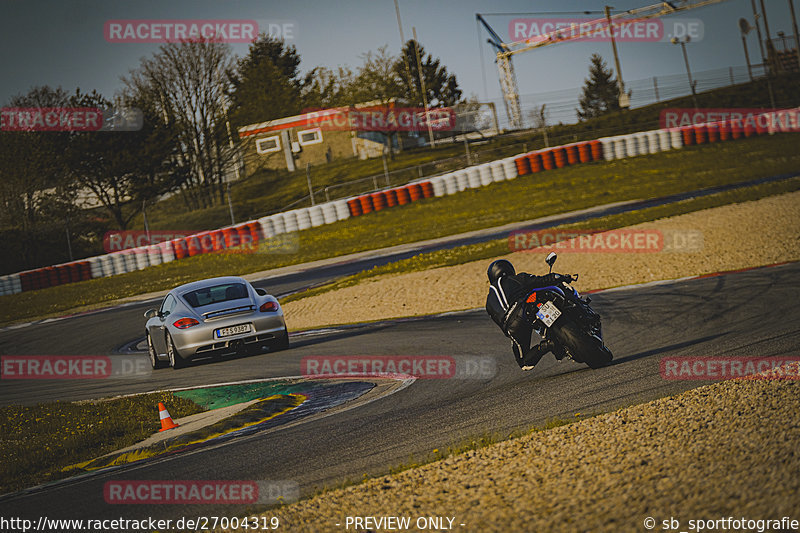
top-left (283, 190), bottom-right (800, 332)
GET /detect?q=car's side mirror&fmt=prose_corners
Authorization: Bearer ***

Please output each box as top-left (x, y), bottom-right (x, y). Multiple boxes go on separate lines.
top-left (255, 288), bottom-right (267, 296)
top-left (545, 252), bottom-right (557, 272)
top-left (144, 309), bottom-right (158, 319)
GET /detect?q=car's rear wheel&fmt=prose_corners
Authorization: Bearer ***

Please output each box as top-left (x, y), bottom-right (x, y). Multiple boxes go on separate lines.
top-left (166, 332), bottom-right (185, 369)
top-left (147, 332), bottom-right (166, 369)
top-left (271, 328), bottom-right (290, 352)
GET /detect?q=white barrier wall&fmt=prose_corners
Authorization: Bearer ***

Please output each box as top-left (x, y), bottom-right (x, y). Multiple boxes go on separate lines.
top-left (490, 161), bottom-right (506, 182)
top-left (646, 131), bottom-right (659, 154)
top-left (148, 245), bottom-right (163, 266)
top-left (657, 130), bottom-right (671, 152)
top-left (134, 247), bottom-right (150, 270)
top-left (613, 137), bottom-right (627, 159)
top-left (431, 175), bottom-right (447, 197)
top-left (110, 252), bottom-right (125, 275)
top-left (128, 249), bottom-right (143, 271)
top-left (466, 167), bottom-right (481, 188)
top-left (295, 208), bottom-right (312, 231)
top-left (0, 275), bottom-right (22, 296)
top-left (599, 137), bottom-right (615, 160)
top-left (333, 199), bottom-right (351, 221)
top-left (271, 213), bottom-right (287, 234)
top-left (88, 256), bottom-right (103, 278)
top-left (99, 255), bottom-right (113, 276)
top-left (635, 132), bottom-right (649, 155)
top-left (309, 205), bottom-right (325, 227)
top-left (321, 202), bottom-right (339, 224)
top-left (443, 173), bottom-right (458, 195)
top-left (624, 135), bottom-right (639, 157)
top-left (10, 274), bottom-right (21, 294)
top-left (258, 216), bottom-right (275, 239)
top-left (501, 157), bottom-right (518, 180)
top-left (453, 170), bottom-right (470, 190)
top-left (159, 241), bottom-right (176, 264)
top-left (478, 164), bottom-right (493, 186)
top-left (669, 129), bottom-right (683, 149)
top-left (283, 210), bottom-right (299, 233)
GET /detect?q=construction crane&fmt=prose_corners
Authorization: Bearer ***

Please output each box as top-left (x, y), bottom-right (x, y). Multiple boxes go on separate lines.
top-left (477, 0), bottom-right (731, 130)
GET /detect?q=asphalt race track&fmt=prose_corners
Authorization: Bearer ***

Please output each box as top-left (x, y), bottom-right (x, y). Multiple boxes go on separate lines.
top-left (1, 261), bottom-right (798, 526)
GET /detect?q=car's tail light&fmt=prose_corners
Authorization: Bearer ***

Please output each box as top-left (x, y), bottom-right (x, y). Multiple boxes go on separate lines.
top-left (173, 317), bottom-right (200, 329)
top-left (526, 291), bottom-right (537, 303)
top-left (260, 301), bottom-right (278, 312)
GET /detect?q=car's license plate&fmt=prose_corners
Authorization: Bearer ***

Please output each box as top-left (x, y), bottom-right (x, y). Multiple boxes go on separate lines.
top-left (216, 324), bottom-right (252, 338)
top-left (536, 301), bottom-right (561, 328)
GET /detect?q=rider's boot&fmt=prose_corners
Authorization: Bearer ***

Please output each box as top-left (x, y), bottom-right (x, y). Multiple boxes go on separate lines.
top-left (517, 339), bottom-right (556, 371)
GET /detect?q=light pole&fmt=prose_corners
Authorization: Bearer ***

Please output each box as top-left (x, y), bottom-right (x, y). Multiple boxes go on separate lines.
top-left (672, 35), bottom-right (698, 109)
top-left (791, 0), bottom-right (800, 73)
top-left (605, 5), bottom-right (629, 109)
top-left (751, 0), bottom-right (767, 68)
top-left (739, 18), bottom-right (754, 81)
top-left (412, 27), bottom-right (436, 148)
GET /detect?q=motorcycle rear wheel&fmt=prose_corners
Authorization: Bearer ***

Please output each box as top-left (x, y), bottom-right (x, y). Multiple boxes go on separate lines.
top-left (549, 318), bottom-right (613, 369)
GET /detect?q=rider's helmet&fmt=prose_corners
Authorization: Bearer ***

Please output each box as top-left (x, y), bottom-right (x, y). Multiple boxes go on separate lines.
top-left (487, 259), bottom-right (515, 285)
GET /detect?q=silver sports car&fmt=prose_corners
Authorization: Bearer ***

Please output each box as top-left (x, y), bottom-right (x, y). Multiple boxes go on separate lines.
top-left (144, 276), bottom-right (288, 369)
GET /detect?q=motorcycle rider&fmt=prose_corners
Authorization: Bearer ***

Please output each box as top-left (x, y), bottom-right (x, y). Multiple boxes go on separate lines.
top-left (485, 259), bottom-right (558, 370)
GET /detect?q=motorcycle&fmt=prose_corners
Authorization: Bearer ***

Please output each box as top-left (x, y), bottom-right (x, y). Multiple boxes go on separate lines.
top-left (490, 252), bottom-right (613, 369)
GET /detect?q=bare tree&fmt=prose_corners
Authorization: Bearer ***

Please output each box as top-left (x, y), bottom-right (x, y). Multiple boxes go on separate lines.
top-left (0, 86), bottom-right (73, 266)
top-left (123, 40), bottom-right (240, 209)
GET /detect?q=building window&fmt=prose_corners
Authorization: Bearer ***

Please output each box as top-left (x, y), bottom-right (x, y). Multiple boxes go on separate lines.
top-left (255, 135), bottom-right (281, 154)
top-left (297, 128), bottom-right (323, 146)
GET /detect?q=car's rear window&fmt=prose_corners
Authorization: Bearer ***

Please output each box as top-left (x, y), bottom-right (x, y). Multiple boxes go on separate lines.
top-left (182, 283), bottom-right (248, 308)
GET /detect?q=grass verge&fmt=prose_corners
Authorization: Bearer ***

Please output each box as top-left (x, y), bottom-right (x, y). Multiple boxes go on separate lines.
top-left (0, 392), bottom-right (204, 494)
top-left (65, 394), bottom-right (304, 475)
top-left (281, 175), bottom-right (800, 303)
top-left (1, 134), bottom-right (799, 326)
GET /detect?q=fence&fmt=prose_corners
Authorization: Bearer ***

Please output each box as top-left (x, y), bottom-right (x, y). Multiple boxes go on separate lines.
top-left (511, 64), bottom-right (771, 130)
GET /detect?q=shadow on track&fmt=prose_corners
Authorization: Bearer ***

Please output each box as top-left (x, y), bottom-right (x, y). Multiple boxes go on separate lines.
top-left (607, 332), bottom-right (729, 366)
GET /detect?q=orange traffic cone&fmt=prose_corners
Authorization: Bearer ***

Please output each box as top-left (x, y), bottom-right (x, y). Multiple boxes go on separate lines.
top-left (157, 402), bottom-right (179, 432)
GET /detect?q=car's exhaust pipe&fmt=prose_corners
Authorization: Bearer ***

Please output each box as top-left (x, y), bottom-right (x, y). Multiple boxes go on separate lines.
top-left (229, 339), bottom-right (247, 355)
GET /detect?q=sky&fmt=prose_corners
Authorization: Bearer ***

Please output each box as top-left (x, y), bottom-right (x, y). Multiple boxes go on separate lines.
top-left (1, 0), bottom-right (798, 126)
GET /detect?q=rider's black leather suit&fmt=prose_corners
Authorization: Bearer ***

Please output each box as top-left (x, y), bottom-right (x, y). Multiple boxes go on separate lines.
top-left (486, 272), bottom-right (558, 367)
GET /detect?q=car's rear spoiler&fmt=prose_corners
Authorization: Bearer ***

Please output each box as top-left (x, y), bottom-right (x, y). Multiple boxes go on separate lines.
top-left (202, 304), bottom-right (255, 320)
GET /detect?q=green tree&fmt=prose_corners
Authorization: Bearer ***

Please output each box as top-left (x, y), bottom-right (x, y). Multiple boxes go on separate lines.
top-left (577, 53), bottom-right (621, 120)
top-left (66, 91), bottom-right (184, 229)
top-left (349, 46), bottom-right (403, 105)
top-left (301, 47), bottom-right (403, 109)
top-left (227, 34), bottom-right (305, 128)
top-left (394, 39), bottom-right (462, 108)
top-left (301, 66), bottom-right (356, 109)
